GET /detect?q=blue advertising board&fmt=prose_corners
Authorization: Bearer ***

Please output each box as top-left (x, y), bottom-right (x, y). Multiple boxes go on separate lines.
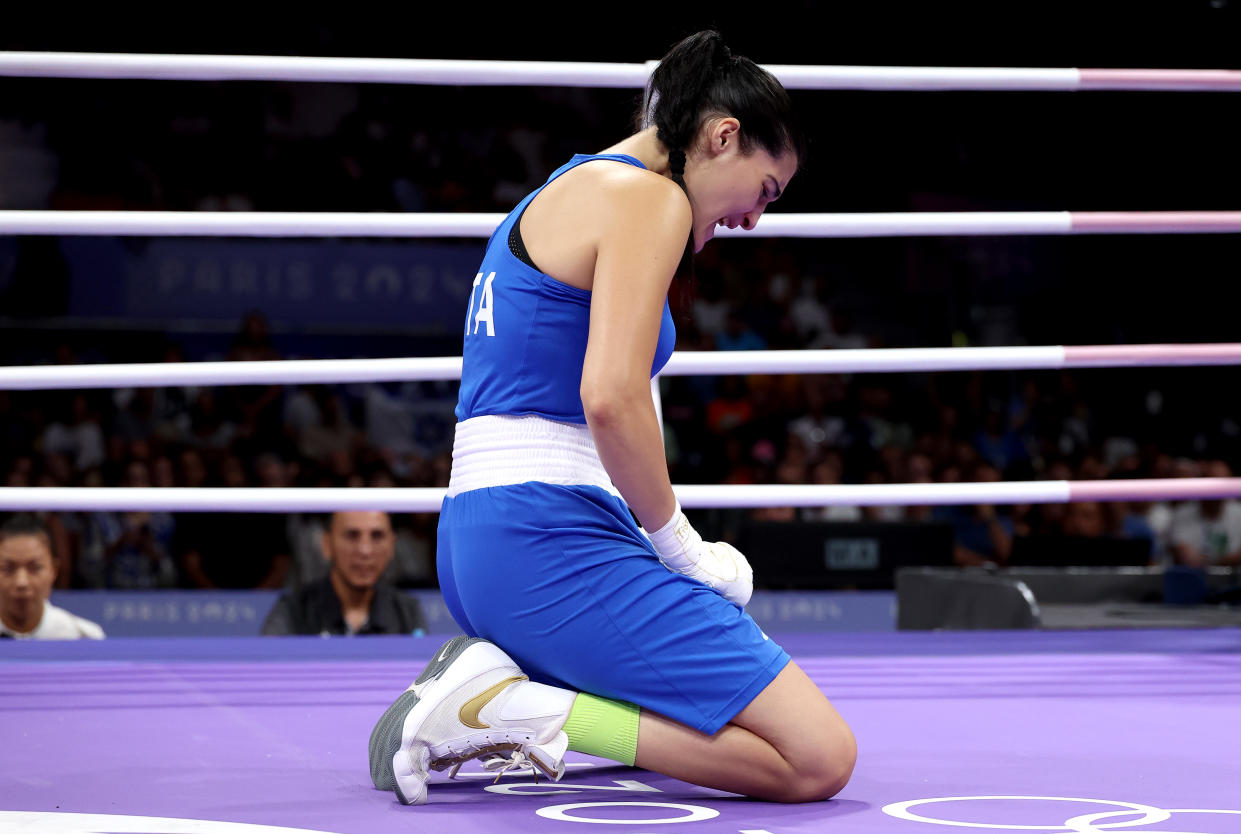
top-left (58, 237), bottom-right (484, 332)
top-left (50, 590), bottom-right (896, 638)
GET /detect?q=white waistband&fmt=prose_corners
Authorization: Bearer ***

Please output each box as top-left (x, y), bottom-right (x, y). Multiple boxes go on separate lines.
top-left (446, 415), bottom-right (619, 498)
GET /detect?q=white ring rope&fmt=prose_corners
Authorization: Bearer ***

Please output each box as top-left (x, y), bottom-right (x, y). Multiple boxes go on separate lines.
top-left (5, 53), bottom-right (1237, 516)
top-left (0, 479), bottom-right (1237, 512)
top-left (3, 53), bottom-right (1241, 91)
top-left (4, 211), bottom-right (1241, 238)
top-left (0, 211), bottom-right (505, 238)
top-left (3, 344), bottom-right (1241, 390)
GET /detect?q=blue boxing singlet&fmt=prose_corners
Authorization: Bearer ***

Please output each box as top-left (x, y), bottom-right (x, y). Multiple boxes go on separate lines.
top-left (454, 153), bottom-right (677, 425)
top-left (438, 156), bottom-right (790, 735)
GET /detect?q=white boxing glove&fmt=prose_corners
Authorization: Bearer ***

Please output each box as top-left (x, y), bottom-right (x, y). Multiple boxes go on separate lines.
top-left (647, 502), bottom-right (753, 607)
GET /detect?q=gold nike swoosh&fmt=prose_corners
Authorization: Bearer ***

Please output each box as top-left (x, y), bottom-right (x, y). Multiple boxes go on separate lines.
top-left (459, 675), bottom-right (528, 729)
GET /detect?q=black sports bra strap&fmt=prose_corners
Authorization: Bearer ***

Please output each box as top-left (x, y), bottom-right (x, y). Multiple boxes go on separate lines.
top-left (508, 210), bottom-right (540, 271)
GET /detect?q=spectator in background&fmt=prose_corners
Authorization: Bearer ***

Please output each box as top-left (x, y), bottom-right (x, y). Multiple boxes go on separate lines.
top-left (787, 377), bottom-right (849, 461)
top-left (151, 455), bottom-right (176, 489)
top-left (1168, 460), bottom-right (1241, 567)
top-left (4, 458), bottom-right (76, 583)
top-left (861, 465), bottom-right (905, 523)
top-left (225, 311), bottom-right (284, 446)
top-left (364, 381), bottom-right (422, 477)
top-left (974, 399), bottom-right (1029, 474)
top-left (902, 451), bottom-right (937, 523)
top-left (918, 404), bottom-right (962, 469)
top-left (719, 434), bottom-right (760, 486)
top-left (749, 270), bottom-right (798, 349)
top-left (150, 344), bottom-right (199, 443)
top-left (1062, 501), bottom-right (1107, 538)
top-left (706, 376), bottom-right (754, 436)
top-left (4, 456), bottom-right (34, 488)
top-left (254, 451), bottom-right (299, 491)
top-left (802, 452), bottom-right (862, 523)
top-left (285, 385), bottom-right (360, 467)
top-left (1144, 455), bottom-right (1189, 561)
top-left (1054, 374), bottom-right (1095, 460)
top-left (219, 454), bottom-right (249, 488)
top-left (789, 275), bottom-right (832, 345)
top-left (713, 307), bottom-right (767, 352)
top-left (1121, 498), bottom-right (1156, 563)
top-left (948, 462), bottom-right (1014, 567)
top-left (752, 455), bottom-right (804, 523)
top-left (0, 513), bottom-right (103, 639)
top-left (810, 307), bottom-right (867, 350)
top-left (856, 385), bottom-right (913, 452)
top-left (1024, 458), bottom-right (1074, 536)
top-left (185, 390), bottom-right (236, 452)
top-left (40, 393), bottom-right (105, 473)
top-left (690, 279), bottom-right (729, 344)
top-left (262, 511), bottom-right (426, 636)
top-left (83, 460), bottom-right (177, 589)
top-left (178, 449), bottom-right (208, 489)
top-left (111, 387), bottom-right (159, 451)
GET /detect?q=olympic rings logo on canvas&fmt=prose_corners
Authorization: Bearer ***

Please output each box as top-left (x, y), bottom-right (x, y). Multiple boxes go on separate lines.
top-left (883, 795), bottom-right (1240, 833)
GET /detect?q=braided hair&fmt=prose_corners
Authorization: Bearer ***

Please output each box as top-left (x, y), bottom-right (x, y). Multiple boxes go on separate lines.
top-left (641, 31), bottom-right (804, 281)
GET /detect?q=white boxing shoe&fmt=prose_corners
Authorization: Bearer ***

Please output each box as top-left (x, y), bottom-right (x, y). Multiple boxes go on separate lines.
top-left (368, 636), bottom-right (571, 805)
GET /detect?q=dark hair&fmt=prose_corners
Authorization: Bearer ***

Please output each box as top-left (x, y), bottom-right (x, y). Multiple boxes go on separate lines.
top-left (641, 31), bottom-right (805, 279)
top-left (643, 31), bottom-right (805, 180)
top-left (0, 513), bottom-right (52, 548)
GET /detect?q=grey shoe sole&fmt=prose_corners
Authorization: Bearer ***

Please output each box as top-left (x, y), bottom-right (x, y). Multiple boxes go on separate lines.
top-left (368, 636), bottom-right (488, 794)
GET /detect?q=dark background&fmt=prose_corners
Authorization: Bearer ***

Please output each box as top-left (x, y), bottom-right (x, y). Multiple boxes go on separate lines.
top-left (5, 1), bottom-right (1240, 346)
top-left (1, 1), bottom-right (1238, 590)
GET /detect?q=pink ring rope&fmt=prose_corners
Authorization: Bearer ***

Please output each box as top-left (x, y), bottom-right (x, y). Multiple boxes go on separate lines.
top-left (1078, 69), bottom-right (1241, 91)
top-left (1069, 212), bottom-right (1241, 234)
top-left (1067, 478), bottom-right (1241, 503)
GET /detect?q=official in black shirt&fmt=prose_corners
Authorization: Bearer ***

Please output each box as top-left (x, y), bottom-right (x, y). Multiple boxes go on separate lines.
top-left (262, 511), bottom-right (426, 636)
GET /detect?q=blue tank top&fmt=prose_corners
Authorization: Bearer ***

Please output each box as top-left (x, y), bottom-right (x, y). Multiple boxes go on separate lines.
top-left (455, 153), bottom-right (677, 425)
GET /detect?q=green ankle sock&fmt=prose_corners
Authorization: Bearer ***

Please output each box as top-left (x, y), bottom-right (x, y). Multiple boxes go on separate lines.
top-left (562, 692), bottom-right (640, 766)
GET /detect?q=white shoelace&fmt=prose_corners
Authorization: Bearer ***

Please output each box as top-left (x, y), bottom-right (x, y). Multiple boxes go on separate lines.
top-left (447, 750), bottom-right (537, 783)
top-left (485, 750), bottom-right (537, 782)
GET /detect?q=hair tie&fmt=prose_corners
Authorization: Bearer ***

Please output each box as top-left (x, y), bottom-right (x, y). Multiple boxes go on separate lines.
top-left (668, 149), bottom-right (686, 177)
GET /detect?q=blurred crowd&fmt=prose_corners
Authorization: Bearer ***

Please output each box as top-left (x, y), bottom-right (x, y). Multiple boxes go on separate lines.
top-left (1, 84), bottom-right (613, 219)
top-left (4, 301), bottom-right (1240, 595)
top-left (2, 313), bottom-right (446, 592)
top-left (3, 61), bottom-right (1240, 593)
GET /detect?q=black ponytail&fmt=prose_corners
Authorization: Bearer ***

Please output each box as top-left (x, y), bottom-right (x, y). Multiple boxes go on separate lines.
top-left (644, 32), bottom-right (736, 190)
top-left (641, 31), bottom-right (805, 286)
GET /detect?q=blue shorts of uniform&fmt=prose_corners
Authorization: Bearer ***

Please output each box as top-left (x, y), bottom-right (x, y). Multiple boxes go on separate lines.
top-left (436, 481), bottom-right (790, 735)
